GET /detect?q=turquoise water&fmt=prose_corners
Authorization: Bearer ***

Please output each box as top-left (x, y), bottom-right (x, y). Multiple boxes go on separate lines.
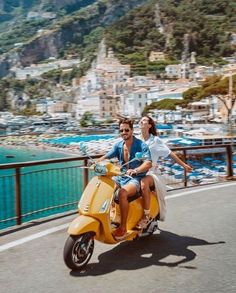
top-left (0, 146), bottom-right (81, 229)
top-left (0, 134), bottom-right (113, 230)
top-left (0, 146), bottom-right (66, 164)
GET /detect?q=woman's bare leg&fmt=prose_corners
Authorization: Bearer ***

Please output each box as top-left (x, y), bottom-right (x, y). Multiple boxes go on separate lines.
top-left (136, 175), bottom-right (154, 229)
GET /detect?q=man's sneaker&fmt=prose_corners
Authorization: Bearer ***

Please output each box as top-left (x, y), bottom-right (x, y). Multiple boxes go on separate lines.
top-left (112, 227), bottom-right (127, 241)
top-left (135, 216), bottom-right (151, 230)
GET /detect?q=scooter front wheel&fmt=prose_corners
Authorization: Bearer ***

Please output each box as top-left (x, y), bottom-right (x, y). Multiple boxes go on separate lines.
top-left (63, 232), bottom-right (95, 270)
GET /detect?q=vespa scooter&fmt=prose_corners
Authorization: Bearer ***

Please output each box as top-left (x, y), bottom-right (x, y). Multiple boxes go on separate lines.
top-left (63, 147), bottom-right (160, 271)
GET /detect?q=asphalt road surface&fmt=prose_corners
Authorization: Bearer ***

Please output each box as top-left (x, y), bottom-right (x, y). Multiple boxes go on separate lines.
top-left (0, 182), bottom-right (236, 293)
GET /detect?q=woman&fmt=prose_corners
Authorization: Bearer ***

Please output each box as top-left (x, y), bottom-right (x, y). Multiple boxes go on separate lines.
top-left (136, 115), bottom-right (193, 229)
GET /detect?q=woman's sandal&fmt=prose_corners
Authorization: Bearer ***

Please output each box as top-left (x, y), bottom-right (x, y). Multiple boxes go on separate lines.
top-left (136, 215), bottom-right (151, 230)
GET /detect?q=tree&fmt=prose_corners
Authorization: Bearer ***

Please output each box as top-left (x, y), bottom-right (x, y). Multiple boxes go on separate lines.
top-left (184, 74), bottom-right (236, 125)
top-left (80, 111), bottom-right (94, 127)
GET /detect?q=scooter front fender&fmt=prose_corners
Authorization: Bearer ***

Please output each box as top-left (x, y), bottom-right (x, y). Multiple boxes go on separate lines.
top-left (68, 215), bottom-right (100, 237)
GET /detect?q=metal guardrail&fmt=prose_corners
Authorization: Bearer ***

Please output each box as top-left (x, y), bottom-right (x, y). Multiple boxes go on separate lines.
top-left (0, 144), bottom-right (235, 229)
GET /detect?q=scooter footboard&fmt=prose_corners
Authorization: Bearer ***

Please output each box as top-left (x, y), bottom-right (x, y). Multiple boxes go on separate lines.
top-left (68, 215), bottom-right (100, 237)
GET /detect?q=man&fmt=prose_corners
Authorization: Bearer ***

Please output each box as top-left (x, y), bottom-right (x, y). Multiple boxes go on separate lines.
top-left (98, 118), bottom-right (152, 240)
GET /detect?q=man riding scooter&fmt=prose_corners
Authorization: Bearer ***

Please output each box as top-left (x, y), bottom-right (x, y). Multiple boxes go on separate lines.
top-left (97, 118), bottom-right (152, 241)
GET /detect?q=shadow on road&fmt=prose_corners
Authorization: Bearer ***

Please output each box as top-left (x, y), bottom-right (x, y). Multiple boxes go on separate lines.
top-left (70, 229), bottom-right (225, 277)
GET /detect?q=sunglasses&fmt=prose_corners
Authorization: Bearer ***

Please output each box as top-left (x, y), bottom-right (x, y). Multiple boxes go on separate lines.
top-left (119, 128), bottom-right (130, 133)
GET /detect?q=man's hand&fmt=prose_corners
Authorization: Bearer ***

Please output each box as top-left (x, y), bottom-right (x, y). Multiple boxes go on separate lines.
top-left (126, 169), bottom-right (138, 176)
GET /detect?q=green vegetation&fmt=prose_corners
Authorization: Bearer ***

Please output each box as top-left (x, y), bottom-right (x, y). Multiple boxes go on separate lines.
top-left (144, 98), bottom-right (185, 113)
top-left (105, 0), bottom-right (235, 74)
top-left (0, 77), bottom-right (54, 111)
top-left (80, 111), bottom-right (95, 127)
top-left (1, 0), bottom-right (235, 77)
top-left (144, 74), bottom-right (236, 113)
top-left (0, 19), bottom-right (51, 53)
top-left (183, 75), bottom-right (236, 101)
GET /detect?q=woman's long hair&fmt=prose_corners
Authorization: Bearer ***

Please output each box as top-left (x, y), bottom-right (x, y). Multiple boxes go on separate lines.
top-left (143, 115), bottom-right (157, 136)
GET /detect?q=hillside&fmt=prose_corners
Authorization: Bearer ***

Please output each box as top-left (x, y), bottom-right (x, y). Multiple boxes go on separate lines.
top-left (0, 0), bottom-right (235, 79)
top-left (105, 0), bottom-right (236, 74)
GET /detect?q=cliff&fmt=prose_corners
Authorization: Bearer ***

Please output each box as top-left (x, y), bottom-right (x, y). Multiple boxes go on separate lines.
top-left (0, 0), bottom-right (146, 77)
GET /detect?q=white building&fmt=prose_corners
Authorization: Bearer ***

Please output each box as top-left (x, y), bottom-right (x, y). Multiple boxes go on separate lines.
top-left (124, 88), bottom-right (148, 117)
top-left (76, 92), bottom-right (100, 119)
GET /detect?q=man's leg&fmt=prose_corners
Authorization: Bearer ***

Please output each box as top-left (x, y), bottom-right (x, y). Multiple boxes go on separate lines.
top-left (118, 183), bottom-right (137, 231)
top-left (112, 182), bottom-right (138, 240)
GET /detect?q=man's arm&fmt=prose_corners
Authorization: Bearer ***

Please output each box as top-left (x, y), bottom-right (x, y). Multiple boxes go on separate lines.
top-left (134, 160), bottom-right (152, 174)
top-left (96, 143), bottom-right (119, 162)
top-left (96, 154), bottom-right (107, 162)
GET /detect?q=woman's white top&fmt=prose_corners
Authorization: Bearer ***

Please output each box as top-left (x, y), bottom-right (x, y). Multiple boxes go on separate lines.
top-left (140, 134), bottom-right (170, 221)
top-left (142, 134), bottom-right (171, 171)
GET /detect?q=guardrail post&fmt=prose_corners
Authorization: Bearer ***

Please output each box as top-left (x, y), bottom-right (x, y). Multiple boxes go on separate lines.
top-left (15, 167), bottom-right (22, 225)
top-left (183, 149), bottom-right (188, 187)
top-left (83, 159), bottom-right (89, 190)
top-left (226, 145), bottom-right (233, 178)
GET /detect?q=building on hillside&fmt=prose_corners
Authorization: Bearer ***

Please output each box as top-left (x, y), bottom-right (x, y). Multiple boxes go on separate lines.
top-left (48, 101), bottom-right (69, 115)
top-left (222, 63), bottom-right (236, 77)
top-left (75, 92), bottom-right (100, 119)
top-left (194, 65), bottom-right (222, 81)
top-left (165, 64), bottom-right (183, 79)
top-left (124, 88), bottom-right (148, 117)
top-left (147, 87), bottom-right (184, 105)
top-left (149, 51), bottom-right (166, 62)
top-left (75, 39), bottom-right (131, 118)
top-left (183, 100), bottom-right (210, 122)
top-left (100, 93), bottom-right (121, 118)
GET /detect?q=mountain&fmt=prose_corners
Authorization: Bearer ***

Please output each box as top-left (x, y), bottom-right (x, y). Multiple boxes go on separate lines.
top-left (0, 0), bottom-right (235, 78)
top-left (105, 0), bottom-right (236, 75)
top-left (0, 0), bottom-right (147, 77)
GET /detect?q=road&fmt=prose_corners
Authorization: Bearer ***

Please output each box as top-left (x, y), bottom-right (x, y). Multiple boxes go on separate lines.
top-left (0, 182), bottom-right (236, 293)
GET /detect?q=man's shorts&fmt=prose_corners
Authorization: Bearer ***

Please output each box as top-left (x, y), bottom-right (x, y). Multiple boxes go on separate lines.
top-left (113, 175), bottom-right (141, 192)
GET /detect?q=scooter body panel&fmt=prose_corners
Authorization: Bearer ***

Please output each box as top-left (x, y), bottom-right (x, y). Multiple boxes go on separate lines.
top-left (67, 215), bottom-right (100, 236)
top-left (78, 176), bottom-right (115, 216)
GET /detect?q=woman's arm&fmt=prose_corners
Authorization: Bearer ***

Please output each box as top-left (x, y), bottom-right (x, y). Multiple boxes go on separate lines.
top-left (170, 151), bottom-right (193, 172)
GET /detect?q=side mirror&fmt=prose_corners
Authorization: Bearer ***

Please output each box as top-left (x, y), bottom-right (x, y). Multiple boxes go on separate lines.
top-left (135, 152), bottom-right (144, 160)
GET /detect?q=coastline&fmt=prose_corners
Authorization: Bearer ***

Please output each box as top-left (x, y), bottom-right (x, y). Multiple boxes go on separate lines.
top-left (0, 133), bottom-right (115, 163)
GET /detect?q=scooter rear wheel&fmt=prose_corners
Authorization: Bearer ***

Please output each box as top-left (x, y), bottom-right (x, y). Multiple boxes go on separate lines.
top-left (63, 232), bottom-right (95, 270)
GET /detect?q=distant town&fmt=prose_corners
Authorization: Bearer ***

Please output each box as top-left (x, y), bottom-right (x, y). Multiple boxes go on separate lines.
top-left (0, 38), bottom-right (236, 136)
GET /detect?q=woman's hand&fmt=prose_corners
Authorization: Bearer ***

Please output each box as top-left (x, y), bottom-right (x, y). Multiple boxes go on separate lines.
top-left (184, 164), bottom-right (193, 173)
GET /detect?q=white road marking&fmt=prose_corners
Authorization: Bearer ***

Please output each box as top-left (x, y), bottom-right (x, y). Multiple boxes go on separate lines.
top-left (0, 223), bottom-right (68, 252)
top-left (1, 182), bottom-right (236, 252)
top-left (166, 182), bottom-right (236, 200)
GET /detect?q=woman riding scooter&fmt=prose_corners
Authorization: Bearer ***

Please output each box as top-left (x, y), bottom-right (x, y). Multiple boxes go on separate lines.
top-left (136, 115), bottom-right (193, 229)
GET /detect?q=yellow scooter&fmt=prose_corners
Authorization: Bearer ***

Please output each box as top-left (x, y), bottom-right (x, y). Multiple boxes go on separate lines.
top-left (63, 149), bottom-right (160, 271)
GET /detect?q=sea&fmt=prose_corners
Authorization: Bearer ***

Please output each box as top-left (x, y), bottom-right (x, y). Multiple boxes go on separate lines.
top-left (0, 134), bottom-right (115, 230)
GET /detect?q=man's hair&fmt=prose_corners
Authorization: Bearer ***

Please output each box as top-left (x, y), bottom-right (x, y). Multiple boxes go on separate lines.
top-left (119, 118), bottom-right (134, 129)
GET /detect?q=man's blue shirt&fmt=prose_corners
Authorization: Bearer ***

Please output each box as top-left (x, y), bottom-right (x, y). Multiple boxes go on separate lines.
top-left (105, 136), bottom-right (152, 178)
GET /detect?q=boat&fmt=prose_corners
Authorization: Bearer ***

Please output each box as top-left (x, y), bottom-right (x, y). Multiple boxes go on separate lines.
top-left (6, 155), bottom-right (15, 158)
